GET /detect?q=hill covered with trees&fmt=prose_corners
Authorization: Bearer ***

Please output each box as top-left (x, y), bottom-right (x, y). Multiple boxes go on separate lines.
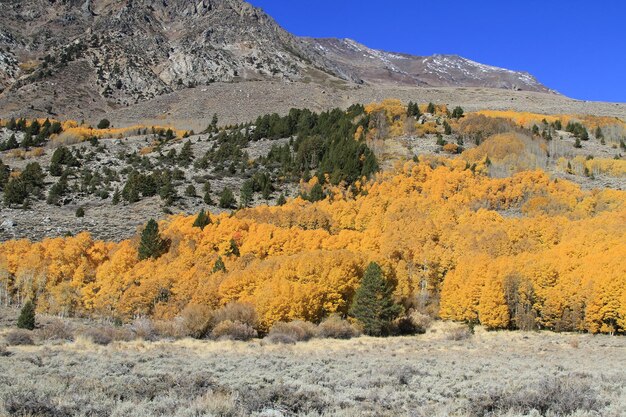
top-left (0, 156), bottom-right (624, 334)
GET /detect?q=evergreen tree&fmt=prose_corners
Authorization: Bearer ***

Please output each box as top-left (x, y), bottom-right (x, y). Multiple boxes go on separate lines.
top-left (580, 128), bottom-right (589, 141)
top-left (349, 262), bottom-right (402, 336)
top-left (574, 138), bottom-right (582, 148)
top-left (443, 120), bottom-right (452, 135)
top-left (211, 113), bottom-right (219, 132)
top-left (185, 184), bottom-right (197, 197)
top-left (212, 256), bottom-right (226, 273)
top-left (47, 177), bottom-right (69, 206)
top-left (112, 188), bottom-right (121, 205)
top-left (219, 187), bottom-right (236, 209)
top-left (309, 183), bottom-right (324, 202)
top-left (17, 300), bottom-right (36, 330)
top-left (0, 159), bottom-right (9, 191)
top-left (3, 178), bottom-right (28, 207)
top-left (76, 207), bottom-right (85, 217)
top-left (427, 102), bottom-right (436, 114)
top-left (138, 219), bottom-right (169, 260)
top-left (193, 209), bottom-right (211, 230)
top-left (3, 134), bottom-right (18, 150)
top-left (97, 119), bottom-right (110, 129)
top-left (159, 177), bottom-right (177, 205)
top-left (21, 162), bottom-right (45, 191)
top-left (20, 132), bottom-right (33, 148)
top-left (178, 140), bottom-right (194, 167)
top-left (554, 120), bottom-right (562, 130)
top-left (202, 180), bottom-right (213, 204)
top-left (203, 190), bottom-right (213, 205)
top-left (407, 101), bottom-right (421, 118)
top-left (532, 125), bottom-right (540, 136)
top-left (276, 193), bottom-right (286, 206)
top-left (595, 126), bottom-right (604, 140)
top-left (451, 106), bottom-right (464, 119)
top-left (49, 160), bottom-right (63, 177)
top-left (240, 179), bottom-right (254, 208)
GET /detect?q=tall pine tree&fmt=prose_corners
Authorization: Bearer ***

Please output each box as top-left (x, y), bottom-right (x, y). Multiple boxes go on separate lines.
top-left (349, 262), bottom-right (402, 336)
top-left (138, 219), bottom-right (169, 260)
top-left (193, 209), bottom-right (211, 230)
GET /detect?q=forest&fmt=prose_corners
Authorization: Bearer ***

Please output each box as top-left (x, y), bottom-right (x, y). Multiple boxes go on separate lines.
top-left (0, 101), bottom-right (625, 336)
top-left (0, 156), bottom-right (624, 334)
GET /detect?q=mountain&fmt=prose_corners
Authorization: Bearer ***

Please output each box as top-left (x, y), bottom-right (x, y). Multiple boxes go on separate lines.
top-left (305, 38), bottom-right (552, 93)
top-left (0, 0), bottom-right (553, 121)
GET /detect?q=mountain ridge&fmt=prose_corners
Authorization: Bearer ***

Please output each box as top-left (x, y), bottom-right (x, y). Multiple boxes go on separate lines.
top-left (0, 0), bottom-right (556, 121)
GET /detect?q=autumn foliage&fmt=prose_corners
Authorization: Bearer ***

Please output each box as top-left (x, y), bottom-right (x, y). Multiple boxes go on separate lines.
top-left (0, 156), bottom-right (624, 333)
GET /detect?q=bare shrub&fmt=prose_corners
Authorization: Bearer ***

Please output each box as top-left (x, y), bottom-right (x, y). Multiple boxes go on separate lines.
top-left (266, 332), bottom-right (297, 344)
top-left (2, 388), bottom-right (69, 417)
top-left (317, 316), bottom-right (360, 339)
top-left (0, 344), bottom-right (11, 356)
top-left (5, 329), bottom-right (34, 346)
top-left (394, 311), bottom-right (433, 335)
top-left (153, 319), bottom-right (187, 339)
top-left (212, 302), bottom-right (257, 328)
top-left (239, 384), bottom-right (328, 415)
top-left (268, 320), bottom-right (318, 343)
top-left (468, 376), bottom-right (604, 416)
top-left (444, 325), bottom-right (472, 341)
top-left (82, 326), bottom-right (134, 345)
top-left (210, 320), bottom-right (257, 341)
top-left (131, 317), bottom-right (156, 341)
top-left (180, 304), bottom-right (213, 338)
top-left (36, 319), bottom-right (74, 342)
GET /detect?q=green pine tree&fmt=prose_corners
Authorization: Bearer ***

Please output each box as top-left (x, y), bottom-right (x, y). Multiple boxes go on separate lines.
top-left (138, 219), bottom-right (169, 260)
top-left (178, 140), bottom-right (194, 167)
top-left (112, 188), bottom-right (121, 205)
top-left (309, 183), bottom-right (324, 202)
top-left (17, 300), bottom-right (36, 330)
top-left (219, 187), bottom-right (236, 209)
top-left (212, 256), bottom-right (226, 273)
top-left (348, 262), bottom-right (402, 336)
top-left (574, 138), bottom-right (582, 148)
top-left (3, 178), bottom-right (28, 207)
top-left (240, 180), bottom-right (254, 208)
top-left (193, 209), bottom-right (211, 230)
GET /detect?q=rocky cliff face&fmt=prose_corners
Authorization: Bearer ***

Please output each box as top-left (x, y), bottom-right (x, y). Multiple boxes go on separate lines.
top-left (0, 0), bottom-right (553, 120)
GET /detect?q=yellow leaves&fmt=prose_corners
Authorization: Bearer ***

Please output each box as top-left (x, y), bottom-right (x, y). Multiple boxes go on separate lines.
top-left (0, 156), bottom-right (625, 333)
top-left (558, 156), bottom-right (626, 178)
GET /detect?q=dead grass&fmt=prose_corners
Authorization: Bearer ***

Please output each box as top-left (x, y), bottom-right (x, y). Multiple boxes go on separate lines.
top-left (0, 328), bottom-right (624, 416)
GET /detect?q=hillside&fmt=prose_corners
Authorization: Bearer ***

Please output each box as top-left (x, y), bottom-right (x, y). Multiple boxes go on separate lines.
top-left (1, 101), bottom-right (624, 242)
top-left (0, 102), bottom-right (625, 335)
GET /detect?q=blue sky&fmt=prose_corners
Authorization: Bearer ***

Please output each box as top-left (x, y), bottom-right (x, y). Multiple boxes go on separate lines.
top-left (248, 0), bottom-right (626, 103)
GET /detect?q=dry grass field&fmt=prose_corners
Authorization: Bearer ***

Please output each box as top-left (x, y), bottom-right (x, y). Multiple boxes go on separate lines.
top-left (1, 320), bottom-right (624, 417)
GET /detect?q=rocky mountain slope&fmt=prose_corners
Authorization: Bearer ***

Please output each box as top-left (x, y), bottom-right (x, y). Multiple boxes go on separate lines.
top-left (0, 0), bottom-right (555, 122)
top-left (306, 38), bottom-right (553, 92)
